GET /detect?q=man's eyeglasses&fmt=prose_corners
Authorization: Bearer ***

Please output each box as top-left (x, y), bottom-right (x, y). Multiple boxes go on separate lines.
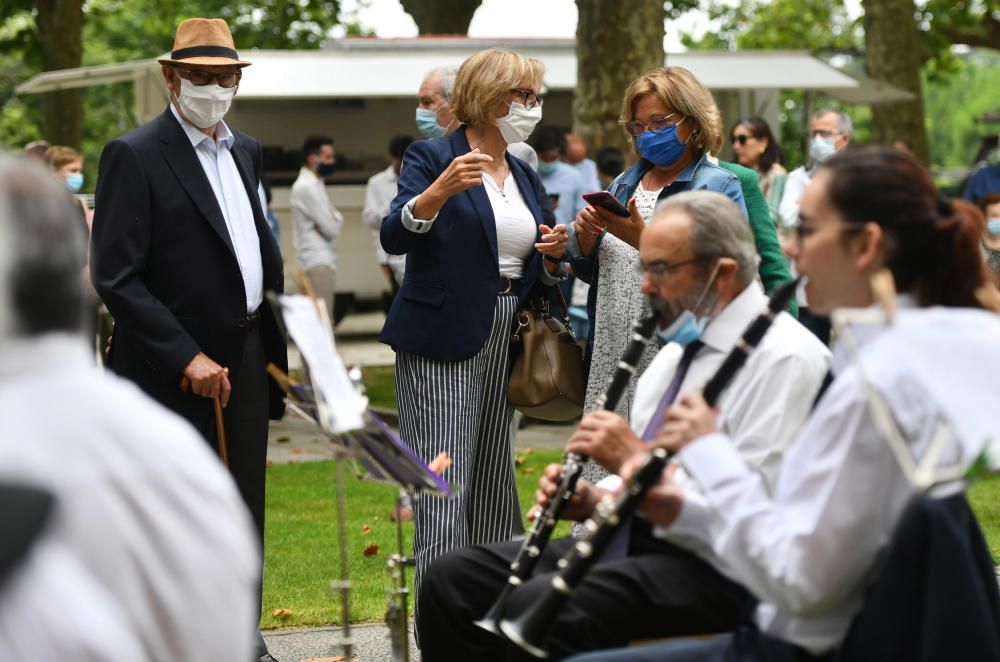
top-left (731, 134), bottom-right (752, 146)
top-left (175, 67), bottom-right (241, 89)
top-left (511, 88), bottom-right (543, 110)
top-left (810, 129), bottom-right (841, 139)
top-left (621, 113), bottom-right (684, 137)
top-left (636, 257), bottom-right (702, 280)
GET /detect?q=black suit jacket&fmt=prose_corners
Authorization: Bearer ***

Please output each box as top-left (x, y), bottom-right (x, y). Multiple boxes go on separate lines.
top-left (91, 107), bottom-right (287, 424)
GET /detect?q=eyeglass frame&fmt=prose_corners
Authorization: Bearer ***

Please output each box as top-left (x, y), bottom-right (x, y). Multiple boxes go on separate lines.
top-left (510, 88), bottom-right (544, 110)
top-left (620, 113), bottom-right (685, 137)
top-left (810, 128), bottom-right (842, 140)
top-left (636, 257), bottom-right (705, 281)
top-left (174, 66), bottom-right (242, 89)
top-left (731, 134), bottom-right (755, 146)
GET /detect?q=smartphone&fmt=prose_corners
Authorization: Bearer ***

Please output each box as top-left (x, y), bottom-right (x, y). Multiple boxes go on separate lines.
top-left (582, 191), bottom-right (630, 217)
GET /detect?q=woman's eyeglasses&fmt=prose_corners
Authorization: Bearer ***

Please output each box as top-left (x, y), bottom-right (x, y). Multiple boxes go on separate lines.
top-left (621, 113), bottom-right (684, 137)
top-left (511, 88), bottom-right (543, 110)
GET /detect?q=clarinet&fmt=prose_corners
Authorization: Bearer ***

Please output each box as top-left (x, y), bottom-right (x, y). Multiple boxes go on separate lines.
top-left (499, 278), bottom-right (800, 659)
top-left (473, 306), bottom-right (660, 636)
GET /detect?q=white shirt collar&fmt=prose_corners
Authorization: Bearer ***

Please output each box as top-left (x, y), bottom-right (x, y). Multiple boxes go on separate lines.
top-left (0, 333), bottom-right (92, 378)
top-left (298, 166), bottom-right (321, 182)
top-left (700, 280), bottom-right (768, 353)
top-left (169, 103), bottom-right (234, 149)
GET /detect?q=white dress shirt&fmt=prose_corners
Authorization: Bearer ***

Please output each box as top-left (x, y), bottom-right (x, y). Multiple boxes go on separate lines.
top-left (363, 165), bottom-right (406, 282)
top-left (0, 538), bottom-right (144, 661)
top-left (291, 166), bottom-right (344, 272)
top-left (170, 104), bottom-right (263, 312)
top-left (777, 165), bottom-right (811, 229)
top-left (481, 170), bottom-right (539, 279)
top-left (673, 304), bottom-right (1000, 654)
top-left (0, 334), bottom-right (260, 662)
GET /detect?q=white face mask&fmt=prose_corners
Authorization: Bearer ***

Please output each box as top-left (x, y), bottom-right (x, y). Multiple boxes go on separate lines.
top-left (173, 78), bottom-right (236, 129)
top-left (495, 101), bottom-right (542, 144)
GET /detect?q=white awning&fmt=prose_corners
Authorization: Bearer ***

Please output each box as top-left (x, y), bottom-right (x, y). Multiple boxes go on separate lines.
top-left (16, 38), bottom-right (906, 104)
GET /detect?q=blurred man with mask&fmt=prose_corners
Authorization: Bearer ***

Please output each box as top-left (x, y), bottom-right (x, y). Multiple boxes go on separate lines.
top-left (90, 17), bottom-right (286, 662)
top-left (291, 135), bottom-right (343, 324)
top-left (777, 108), bottom-right (851, 344)
top-left (1, 155), bottom-right (260, 660)
top-left (416, 191), bottom-right (829, 661)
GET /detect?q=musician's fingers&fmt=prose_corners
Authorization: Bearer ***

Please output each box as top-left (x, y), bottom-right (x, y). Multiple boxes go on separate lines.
top-left (543, 463), bottom-right (563, 481)
top-left (534, 489), bottom-right (549, 508)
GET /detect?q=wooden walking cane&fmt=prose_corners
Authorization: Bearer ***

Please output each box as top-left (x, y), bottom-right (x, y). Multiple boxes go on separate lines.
top-left (180, 367), bottom-right (230, 466)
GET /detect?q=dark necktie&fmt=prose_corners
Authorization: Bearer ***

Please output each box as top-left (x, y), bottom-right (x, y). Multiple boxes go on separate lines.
top-left (601, 340), bottom-right (704, 560)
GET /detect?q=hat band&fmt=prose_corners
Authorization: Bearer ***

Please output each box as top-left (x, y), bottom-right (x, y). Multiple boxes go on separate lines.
top-left (171, 45), bottom-right (240, 61)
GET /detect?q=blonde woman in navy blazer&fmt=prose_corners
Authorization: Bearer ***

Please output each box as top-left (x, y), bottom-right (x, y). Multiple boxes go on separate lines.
top-left (380, 48), bottom-right (568, 610)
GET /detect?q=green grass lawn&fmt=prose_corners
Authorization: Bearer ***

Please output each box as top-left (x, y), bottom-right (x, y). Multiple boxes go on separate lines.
top-left (261, 447), bottom-right (567, 629)
top-left (361, 365), bottom-right (397, 411)
top-left (261, 452), bottom-right (1000, 630)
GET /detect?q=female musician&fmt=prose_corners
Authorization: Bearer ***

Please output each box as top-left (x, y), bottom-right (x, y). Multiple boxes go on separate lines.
top-left (567, 146), bottom-right (1000, 661)
top-left (380, 48), bottom-right (567, 608)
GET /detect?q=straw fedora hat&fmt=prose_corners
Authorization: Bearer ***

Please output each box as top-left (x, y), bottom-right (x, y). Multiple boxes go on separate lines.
top-left (157, 18), bottom-right (251, 68)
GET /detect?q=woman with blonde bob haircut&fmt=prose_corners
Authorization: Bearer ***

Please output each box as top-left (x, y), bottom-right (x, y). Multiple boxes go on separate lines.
top-left (380, 47), bottom-right (568, 618)
top-left (568, 66), bottom-right (790, 492)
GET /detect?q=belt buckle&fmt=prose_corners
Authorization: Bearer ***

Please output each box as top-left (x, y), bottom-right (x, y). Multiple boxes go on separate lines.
top-left (498, 275), bottom-right (512, 295)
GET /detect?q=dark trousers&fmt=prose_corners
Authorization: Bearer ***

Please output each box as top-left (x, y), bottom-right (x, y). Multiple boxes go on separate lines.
top-left (189, 326), bottom-right (269, 658)
top-left (564, 626), bottom-right (834, 662)
top-left (417, 525), bottom-right (748, 661)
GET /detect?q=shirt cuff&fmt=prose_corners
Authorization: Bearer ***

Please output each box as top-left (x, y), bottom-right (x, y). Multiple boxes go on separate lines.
top-left (538, 265), bottom-right (565, 286)
top-left (654, 485), bottom-right (712, 542)
top-left (677, 433), bottom-right (751, 492)
top-left (401, 195), bottom-right (437, 233)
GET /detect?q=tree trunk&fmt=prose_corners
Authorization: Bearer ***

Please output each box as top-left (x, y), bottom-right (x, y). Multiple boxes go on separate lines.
top-left (35, 0), bottom-right (84, 149)
top-left (400, 0), bottom-right (481, 35)
top-left (862, 0), bottom-right (929, 163)
top-left (573, 0), bottom-right (665, 159)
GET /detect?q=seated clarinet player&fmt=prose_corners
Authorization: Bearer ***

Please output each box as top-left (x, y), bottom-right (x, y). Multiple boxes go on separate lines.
top-left (567, 146), bottom-right (1000, 662)
top-left (417, 190), bottom-right (831, 661)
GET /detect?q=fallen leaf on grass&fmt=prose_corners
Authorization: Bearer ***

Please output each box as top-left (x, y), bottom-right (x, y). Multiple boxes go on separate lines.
top-left (290, 448), bottom-right (306, 455)
top-left (363, 544), bottom-right (380, 557)
top-left (522, 467), bottom-right (536, 474)
top-left (514, 455), bottom-right (526, 466)
top-left (270, 608), bottom-right (294, 617)
top-left (361, 524), bottom-right (372, 535)
top-left (265, 460), bottom-right (274, 468)
top-left (523, 447), bottom-right (534, 455)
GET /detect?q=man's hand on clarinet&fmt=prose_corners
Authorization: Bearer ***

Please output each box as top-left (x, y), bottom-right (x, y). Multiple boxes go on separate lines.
top-left (619, 455), bottom-right (685, 530)
top-left (654, 392), bottom-right (718, 454)
top-left (566, 410), bottom-right (645, 474)
top-left (183, 352), bottom-right (232, 407)
top-left (530, 463), bottom-right (602, 522)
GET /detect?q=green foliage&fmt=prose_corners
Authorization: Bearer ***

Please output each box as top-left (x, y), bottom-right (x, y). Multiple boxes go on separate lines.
top-left (923, 50), bottom-right (1000, 168)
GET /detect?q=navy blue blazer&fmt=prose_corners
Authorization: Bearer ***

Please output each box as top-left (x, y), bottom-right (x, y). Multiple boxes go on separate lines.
top-left (380, 126), bottom-right (551, 362)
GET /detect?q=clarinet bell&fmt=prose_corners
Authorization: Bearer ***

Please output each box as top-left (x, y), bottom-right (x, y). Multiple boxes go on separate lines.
top-left (499, 577), bottom-right (572, 659)
top-left (473, 581), bottom-right (516, 636)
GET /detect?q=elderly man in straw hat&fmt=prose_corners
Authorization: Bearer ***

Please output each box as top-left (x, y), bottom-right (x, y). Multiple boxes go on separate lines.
top-left (90, 17), bottom-right (286, 662)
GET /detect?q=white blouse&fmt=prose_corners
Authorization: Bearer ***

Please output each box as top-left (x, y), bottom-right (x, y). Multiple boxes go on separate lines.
top-left (482, 170), bottom-right (537, 279)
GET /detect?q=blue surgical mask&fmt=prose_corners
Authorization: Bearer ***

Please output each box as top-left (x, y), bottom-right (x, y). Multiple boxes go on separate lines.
top-left (65, 172), bottom-right (84, 193)
top-left (538, 161), bottom-right (558, 177)
top-left (809, 135), bottom-right (837, 163)
top-left (987, 218), bottom-right (1000, 236)
top-left (654, 262), bottom-right (719, 346)
top-left (416, 106), bottom-right (447, 139)
top-left (636, 119), bottom-right (687, 167)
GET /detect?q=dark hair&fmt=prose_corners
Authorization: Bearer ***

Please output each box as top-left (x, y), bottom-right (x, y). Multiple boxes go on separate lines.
top-left (730, 116), bottom-right (784, 173)
top-left (977, 192), bottom-right (1000, 215)
top-left (389, 135), bottom-right (415, 159)
top-left (301, 135), bottom-right (333, 161)
top-left (820, 146), bottom-right (986, 309)
top-left (596, 147), bottom-right (625, 179)
top-left (0, 156), bottom-right (86, 335)
top-left (528, 126), bottom-right (566, 155)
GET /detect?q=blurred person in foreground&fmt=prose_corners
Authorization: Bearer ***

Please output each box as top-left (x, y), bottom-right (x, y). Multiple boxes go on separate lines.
top-left (381, 48), bottom-right (568, 615)
top-left (89, 18), bottom-right (286, 661)
top-left (568, 146), bottom-right (1000, 662)
top-left (0, 155), bottom-right (259, 661)
top-left (730, 116), bottom-right (787, 225)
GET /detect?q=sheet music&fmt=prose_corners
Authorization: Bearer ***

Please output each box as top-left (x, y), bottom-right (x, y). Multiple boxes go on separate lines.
top-left (279, 294), bottom-right (366, 434)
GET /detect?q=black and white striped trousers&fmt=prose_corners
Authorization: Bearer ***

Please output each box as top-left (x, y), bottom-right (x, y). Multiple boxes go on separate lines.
top-left (395, 292), bottom-right (524, 610)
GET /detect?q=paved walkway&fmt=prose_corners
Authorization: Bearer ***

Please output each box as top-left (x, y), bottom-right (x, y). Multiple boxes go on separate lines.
top-left (265, 311), bottom-right (574, 660)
